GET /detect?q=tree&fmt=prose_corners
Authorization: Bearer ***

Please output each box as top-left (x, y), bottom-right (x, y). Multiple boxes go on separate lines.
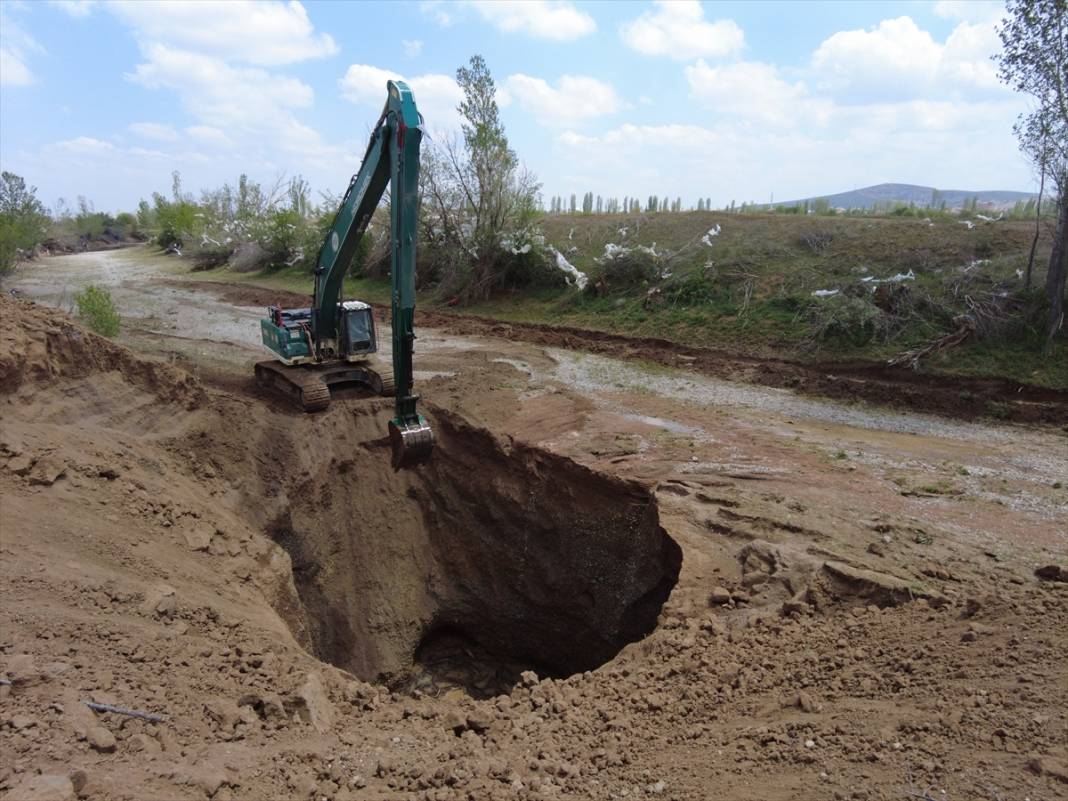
top-left (420, 55), bottom-right (540, 300)
top-left (995, 0), bottom-right (1068, 349)
top-left (0, 172), bottom-right (50, 273)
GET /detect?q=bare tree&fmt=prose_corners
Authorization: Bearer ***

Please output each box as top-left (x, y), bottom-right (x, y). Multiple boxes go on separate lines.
top-left (995, 0), bottom-right (1068, 350)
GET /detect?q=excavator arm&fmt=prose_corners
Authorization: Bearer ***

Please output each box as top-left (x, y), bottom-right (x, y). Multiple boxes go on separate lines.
top-left (311, 80), bottom-right (433, 469)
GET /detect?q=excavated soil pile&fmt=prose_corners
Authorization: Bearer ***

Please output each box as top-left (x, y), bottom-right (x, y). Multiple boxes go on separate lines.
top-left (1, 296), bottom-right (1066, 801)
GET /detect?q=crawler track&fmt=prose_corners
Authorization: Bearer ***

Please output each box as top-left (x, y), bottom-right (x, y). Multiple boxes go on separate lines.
top-left (254, 359), bottom-right (394, 412)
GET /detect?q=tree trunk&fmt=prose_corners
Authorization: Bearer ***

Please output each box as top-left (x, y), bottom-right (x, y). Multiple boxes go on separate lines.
top-left (1045, 186), bottom-right (1068, 352)
top-left (1026, 166), bottom-right (1045, 289)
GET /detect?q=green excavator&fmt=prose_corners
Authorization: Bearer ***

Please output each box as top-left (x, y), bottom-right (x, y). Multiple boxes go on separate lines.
top-left (255, 80), bottom-right (434, 470)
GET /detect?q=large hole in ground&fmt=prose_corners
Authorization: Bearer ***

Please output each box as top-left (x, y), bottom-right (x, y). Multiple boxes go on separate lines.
top-left (264, 404), bottom-right (682, 698)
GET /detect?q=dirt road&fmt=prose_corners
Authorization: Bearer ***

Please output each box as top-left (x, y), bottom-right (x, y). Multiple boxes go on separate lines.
top-left (1, 249), bottom-right (1066, 801)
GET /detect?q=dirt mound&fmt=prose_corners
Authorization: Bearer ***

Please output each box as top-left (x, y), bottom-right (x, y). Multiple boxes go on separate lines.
top-left (0, 296), bottom-right (202, 408)
top-left (1, 298), bottom-right (1066, 801)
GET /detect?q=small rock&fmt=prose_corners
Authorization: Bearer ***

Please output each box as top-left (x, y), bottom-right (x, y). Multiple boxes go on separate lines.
top-left (805, 739), bottom-right (816, 749)
top-left (796, 691), bottom-right (820, 713)
top-left (7, 453), bottom-right (36, 475)
top-left (646, 780), bottom-right (666, 794)
top-left (442, 710), bottom-right (466, 733)
top-left (182, 520), bottom-right (215, 552)
top-left (10, 714), bottom-right (37, 730)
top-left (191, 764), bottom-right (230, 797)
top-left (27, 456), bottom-right (67, 486)
top-left (204, 698), bottom-right (243, 735)
top-left (87, 726), bottom-right (116, 753)
top-left (466, 710), bottom-right (493, 732)
top-left (6, 774), bottom-right (75, 801)
top-left (139, 584), bottom-right (177, 618)
top-left (1029, 755), bottom-right (1068, 784)
top-left (5, 653), bottom-right (42, 685)
top-left (866, 542), bottom-right (885, 557)
top-left (1035, 565), bottom-right (1068, 583)
top-left (709, 586), bottom-right (731, 605)
top-left (295, 672), bottom-right (334, 733)
top-left (69, 769), bottom-right (89, 798)
top-left (520, 670), bottom-right (539, 688)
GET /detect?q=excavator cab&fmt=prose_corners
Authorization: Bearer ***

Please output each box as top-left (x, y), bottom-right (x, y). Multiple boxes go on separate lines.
top-left (338, 301), bottom-right (376, 358)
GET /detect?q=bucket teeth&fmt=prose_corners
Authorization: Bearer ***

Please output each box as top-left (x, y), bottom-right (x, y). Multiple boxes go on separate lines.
top-left (389, 419), bottom-right (435, 470)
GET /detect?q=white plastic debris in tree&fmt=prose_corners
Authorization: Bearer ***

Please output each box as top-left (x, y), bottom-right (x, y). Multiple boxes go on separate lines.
top-left (550, 247), bottom-right (588, 290)
top-left (959, 220), bottom-right (976, 230)
top-left (701, 225), bottom-right (721, 247)
top-left (812, 289), bottom-right (839, 298)
top-left (975, 213), bottom-right (1003, 222)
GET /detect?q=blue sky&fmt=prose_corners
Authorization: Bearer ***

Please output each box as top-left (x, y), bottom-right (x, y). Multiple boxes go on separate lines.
top-left (0, 0), bottom-right (1031, 213)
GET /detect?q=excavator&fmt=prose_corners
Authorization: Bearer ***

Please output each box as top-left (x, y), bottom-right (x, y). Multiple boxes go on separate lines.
top-left (254, 80), bottom-right (434, 470)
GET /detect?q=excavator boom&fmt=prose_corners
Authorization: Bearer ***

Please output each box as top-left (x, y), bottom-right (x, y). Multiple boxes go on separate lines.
top-left (258, 80), bottom-right (433, 469)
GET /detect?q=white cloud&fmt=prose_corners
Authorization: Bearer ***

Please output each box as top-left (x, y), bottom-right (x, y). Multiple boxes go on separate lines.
top-left (620, 0), bottom-right (743, 61)
top-left (186, 125), bottom-right (232, 146)
top-left (125, 44), bottom-right (337, 167)
top-left (108, 0), bottom-right (338, 65)
top-left (468, 0), bottom-right (596, 41)
top-left (419, 0), bottom-right (455, 27)
top-left (503, 74), bottom-right (622, 127)
top-left (403, 39), bottom-right (423, 58)
top-left (933, 0), bottom-right (1004, 23)
top-left (49, 1), bottom-right (98, 17)
top-left (0, 9), bottom-right (43, 87)
top-left (129, 122), bottom-right (179, 141)
top-left (686, 60), bottom-right (832, 127)
top-left (0, 47), bottom-right (33, 86)
top-left (811, 16), bottom-right (1006, 101)
top-left (50, 136), bottom-right (117, 154)
top-left (554, 90), bottom-right (1026, 205)
top-left (338, 64), bottom-right (464, 133)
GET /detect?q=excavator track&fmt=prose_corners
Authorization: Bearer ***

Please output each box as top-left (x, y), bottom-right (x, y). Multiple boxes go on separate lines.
top-left (254, 359), bottom-right (393, 413)
top-left (372, 361), bottom-right (396, 397)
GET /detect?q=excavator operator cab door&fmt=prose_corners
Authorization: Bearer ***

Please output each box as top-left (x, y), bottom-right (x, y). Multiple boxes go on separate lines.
top-left (339, 300), bottom-right (377, 359)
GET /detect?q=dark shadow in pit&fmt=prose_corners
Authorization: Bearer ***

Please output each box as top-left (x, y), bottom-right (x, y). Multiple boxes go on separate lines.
top-left (264, 405), bottom-right (682, 696)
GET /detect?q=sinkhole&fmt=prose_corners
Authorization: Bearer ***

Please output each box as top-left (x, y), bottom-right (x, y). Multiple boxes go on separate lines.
top-left (264, 405), bottom-right (682, 698)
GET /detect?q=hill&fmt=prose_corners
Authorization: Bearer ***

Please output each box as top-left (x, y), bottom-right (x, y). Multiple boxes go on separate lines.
top-left (778, 182), bottom-right (1036, 211)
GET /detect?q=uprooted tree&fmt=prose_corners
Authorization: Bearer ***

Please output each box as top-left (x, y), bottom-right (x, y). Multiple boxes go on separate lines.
top-left (996, 0), bottom-right (1068, 351)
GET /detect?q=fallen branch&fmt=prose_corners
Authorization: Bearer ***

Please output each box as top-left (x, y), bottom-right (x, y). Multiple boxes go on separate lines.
top-left (887, 319), bottom-right (974, 369)
top-left (84, 701), bottom-right (167, 723)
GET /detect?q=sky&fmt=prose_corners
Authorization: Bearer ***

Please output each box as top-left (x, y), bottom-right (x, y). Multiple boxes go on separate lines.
top-left (0, 0), bottom-right (1035, 213)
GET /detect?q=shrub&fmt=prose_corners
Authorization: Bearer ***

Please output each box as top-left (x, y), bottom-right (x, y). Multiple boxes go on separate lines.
top-left (74, 285), bottom-right (120, 337)
top-left (0, 171), bottom-right (50, 273)
top-left (806, 293), bottom-right (888, 346)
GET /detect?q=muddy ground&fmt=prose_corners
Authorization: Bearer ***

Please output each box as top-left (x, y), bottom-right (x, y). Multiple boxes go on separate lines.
top-left (1, 249), bottom-right (1066, 801)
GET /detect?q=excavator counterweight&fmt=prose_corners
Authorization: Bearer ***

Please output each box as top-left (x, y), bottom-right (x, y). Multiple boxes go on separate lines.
top-left (255, 80), bottom-right (433, 469)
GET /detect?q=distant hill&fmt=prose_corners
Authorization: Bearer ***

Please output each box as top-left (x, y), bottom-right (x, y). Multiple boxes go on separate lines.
top-left (778, 183), bottom-right (1036, 211)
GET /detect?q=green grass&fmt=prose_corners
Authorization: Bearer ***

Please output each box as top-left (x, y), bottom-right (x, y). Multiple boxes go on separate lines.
top-left (170, 208), bottom-right (1066, 389)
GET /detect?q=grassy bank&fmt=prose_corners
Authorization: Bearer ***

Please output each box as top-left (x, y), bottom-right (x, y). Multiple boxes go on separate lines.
top-left (178, 210), bottom-right (1065, 389)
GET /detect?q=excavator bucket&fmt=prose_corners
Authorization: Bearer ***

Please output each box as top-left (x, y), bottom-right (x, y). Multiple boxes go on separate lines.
top-left (389, 417), bottom-right (435, 470)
